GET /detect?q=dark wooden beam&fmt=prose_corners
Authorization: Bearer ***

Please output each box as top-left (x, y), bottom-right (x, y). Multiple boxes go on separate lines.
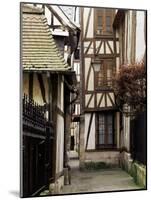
top-left (98, 93), bottom-right (104, 107)
top-left (29, 73), bottom-right (33, 99)
top-left (107, 93), bottom-right (115, 106)
top-left (37, 73), bottom-right (46, 103)
top-left (86, 94), bottom-right (93, 108)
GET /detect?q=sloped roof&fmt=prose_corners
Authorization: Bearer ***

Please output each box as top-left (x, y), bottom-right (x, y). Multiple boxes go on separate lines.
top-left (22, 5), bottom-right (71, 71)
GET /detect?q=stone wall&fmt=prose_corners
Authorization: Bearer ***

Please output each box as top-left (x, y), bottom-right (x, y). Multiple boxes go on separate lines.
top-left (119, 151), bottom-right (146, 188)
top-left (85, 151), bottom-right (120, 166)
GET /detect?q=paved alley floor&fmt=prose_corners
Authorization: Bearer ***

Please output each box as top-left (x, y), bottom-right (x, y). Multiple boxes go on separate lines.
top-left (60, 159), bottom-right (142, 195)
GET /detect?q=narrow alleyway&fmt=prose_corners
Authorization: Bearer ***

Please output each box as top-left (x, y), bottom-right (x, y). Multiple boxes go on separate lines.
top-left (60, 151), bottom-right (141, 194)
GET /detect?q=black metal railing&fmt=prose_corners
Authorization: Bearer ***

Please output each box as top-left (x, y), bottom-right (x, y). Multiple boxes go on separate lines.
top-left (23, 94), bottom-right (48, 134)
top-left (22, 94), bottom-right (54, 197)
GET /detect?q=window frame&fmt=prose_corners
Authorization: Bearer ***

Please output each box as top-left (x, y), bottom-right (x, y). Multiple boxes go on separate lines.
top-left (94, 8), bottom-right (115, 37)
top-left (96, 112), bottom-right (116, 149)
top-left (94, 59), bottom-right (115, 90)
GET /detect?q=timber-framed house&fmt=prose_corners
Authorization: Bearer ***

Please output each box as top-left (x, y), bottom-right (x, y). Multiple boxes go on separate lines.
top-left (79, 7), bottom-right (120, 166)
top-left (21, 4), bottom-right (79, 197)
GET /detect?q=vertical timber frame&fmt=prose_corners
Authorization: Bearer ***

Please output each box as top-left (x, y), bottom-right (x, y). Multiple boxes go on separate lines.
top-left (80, 7), bottom-right (85, 114)
top-left (80, 6), bottom-right (121, 154)
top-left (51, 74), bottom-right (58, 183)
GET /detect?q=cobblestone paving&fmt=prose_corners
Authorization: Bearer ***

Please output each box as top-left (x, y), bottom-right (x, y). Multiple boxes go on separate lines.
top-left (60, 159), bottom-right (142, 194)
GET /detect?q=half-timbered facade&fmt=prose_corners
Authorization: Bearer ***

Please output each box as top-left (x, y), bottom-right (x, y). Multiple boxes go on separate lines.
top-left (79, 7), bottom-right (121, 167)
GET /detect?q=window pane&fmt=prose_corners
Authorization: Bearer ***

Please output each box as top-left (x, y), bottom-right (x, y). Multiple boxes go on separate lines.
top-left (98, 114), bottom-right (105, 144)
top-left (106, 16), bottom-right (112, 32)
top-left (106, 16), bottom-right (111, 26)
top-left (98, 113), bottom-right (114, 146)
top-left (95, 60), bottom-right (114, 88)
top-left (97, 16), bottom-right (103, 30)
top-left (107, 114), bottom-right (113, 144)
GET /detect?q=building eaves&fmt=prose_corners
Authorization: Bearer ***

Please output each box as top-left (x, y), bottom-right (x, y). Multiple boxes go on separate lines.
top-left (46, 5), bottom-right (80, 31)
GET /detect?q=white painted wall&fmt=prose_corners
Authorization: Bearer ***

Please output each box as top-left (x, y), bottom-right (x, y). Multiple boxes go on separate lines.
top-left (57, 76), bottom-right (64, 111)
top-left (135, 11), bottom-right (145, 61)
top-left (127, 11), bottom-right (133, 63)
top-left (87, 114), bottom-right (96, 150)
top-left (83, 8), bottom-right (94, 38)
top-left (88, 68), bottom-right (94, 91)
top-left (84, 113), bottom-right (91, 148)
top-left (33, 74), bottom-right (43, 105)
top-left (123, 105), bottom-right (130, 151)
top-left (23, 73), bottom-right (29, 96)
top-left (84, 58), bottom-right (91, 86)
top-left (56, 114), bottom-right (64, 174)
top-left (56, 76), bottom-right (65, 174)
top-left (87, 8), bottom-right (94, 38)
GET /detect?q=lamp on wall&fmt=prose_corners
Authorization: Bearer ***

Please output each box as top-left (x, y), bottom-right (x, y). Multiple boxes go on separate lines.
top-left (92, 59), bottom-right (101, 72)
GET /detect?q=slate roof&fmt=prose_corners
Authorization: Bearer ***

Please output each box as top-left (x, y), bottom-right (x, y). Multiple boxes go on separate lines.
top-left (22, 5), bottom-right (71, 71)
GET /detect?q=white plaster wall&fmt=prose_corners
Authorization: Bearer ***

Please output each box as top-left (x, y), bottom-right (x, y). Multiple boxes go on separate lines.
top-left (108, 41), bottom-right (114, 53)
top-left (124, 14), bottom-right (128, 62)
top-left (42, 74), bottom-right (49, 103)
top-left (61, 77), bottom-right (64, 111)
top-left (57, 76), bottom-right (64, 111)
top-left (45, 6), bottom-right (52, 25)
top-left (84, 114), bottom-right (91, 148)
top-left (84, 58), bottom-right (91, 86)
top-left (87, 114), bottom-right (95, 149)
top-left (116, 41), bottom-right (119, 54)
top-left (83, 8), bottom-right (90, 36)
top-left (135, 11), bottom-right (145, 61)
top-left (127, 11), bottom-right (133, 63)
top-left (87, 8), bottom-right (94, 38)
top-left (106, 43), bottom-right (111, 54)
top-left (33, 73), bottom-right (43, 105)
top-left (116, 57), bottom-right (120, 73)
top-left (107, 95), bottom-right (112, 107)
top-left (56, 114), bottom-right (64, 174)
top-left (83, 8), bottom-right (94, 38)
top-left (109, 93), bottom-right (115, 104)
top-left (88, 95), bottom-right (94, 108)
top-left (85, 94), bottom-right (91, 106)
top-left (23, 73), bottom-right (29, 96)
top-left (100, 95), bottom-right (105, 107)
top-left (123, 115), bottom-right (130, 151)
top-left (97, 93), bottom-right (102, 106)
top-left (99, 44), bottom-right (104, 54)
top-left (116, 112), bottom-right (120, 148)
top-left (23, 73), bottom-right (49, 105)
top-left (88, 68), bottom-right (94, 91)
top-left (84, 41), bottom-right (94, 54)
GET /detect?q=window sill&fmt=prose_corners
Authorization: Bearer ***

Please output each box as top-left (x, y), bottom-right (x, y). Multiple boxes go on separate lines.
top-left (95, 87), bottom-right (114, 92)
top-left (94, 35), bottom-right (114, 39)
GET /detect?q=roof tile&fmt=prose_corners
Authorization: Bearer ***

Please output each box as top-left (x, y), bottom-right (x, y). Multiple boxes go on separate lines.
top-left (22, 5), bottom-right (70, 71)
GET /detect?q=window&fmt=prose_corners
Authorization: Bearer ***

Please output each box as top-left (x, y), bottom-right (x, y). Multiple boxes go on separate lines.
top-left (95, 59), bottom-right (115, 88)
top-left (96, 113), bottom-right (115, 148)
top-left (94, 9), bottom-right (114, 36)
